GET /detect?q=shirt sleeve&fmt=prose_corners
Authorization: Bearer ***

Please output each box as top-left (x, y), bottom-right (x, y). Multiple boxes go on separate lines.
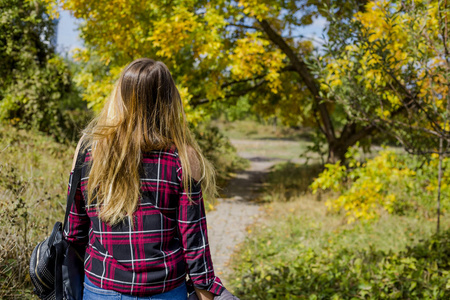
top-left (176, 157), bottom-right (225, 296)
top-left (63, 170), bottom-right (90, 246)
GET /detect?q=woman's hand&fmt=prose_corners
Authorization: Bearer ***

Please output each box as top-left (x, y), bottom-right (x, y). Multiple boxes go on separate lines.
top-left (194, 288), bottom-right (214, 300)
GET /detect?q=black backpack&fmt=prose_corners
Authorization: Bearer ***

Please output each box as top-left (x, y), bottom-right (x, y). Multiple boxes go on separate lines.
top-left (29, 144), bottom-right (86, 300)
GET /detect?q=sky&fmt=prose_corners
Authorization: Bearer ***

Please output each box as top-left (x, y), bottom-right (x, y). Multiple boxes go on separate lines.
top-left (56, 9), bottom-right (327, 55)
top-left (56, 10), bottom-right (83, 54)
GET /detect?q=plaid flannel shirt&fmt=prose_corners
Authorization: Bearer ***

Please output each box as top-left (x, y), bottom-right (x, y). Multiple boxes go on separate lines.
top-left (63, 145), bottom-right (224, 296)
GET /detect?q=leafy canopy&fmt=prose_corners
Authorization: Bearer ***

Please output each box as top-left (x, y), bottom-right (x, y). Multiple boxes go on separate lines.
top-left (59, 0), bottom-right (322, 125)
top-left (317, 0), bottom-right (450, 154)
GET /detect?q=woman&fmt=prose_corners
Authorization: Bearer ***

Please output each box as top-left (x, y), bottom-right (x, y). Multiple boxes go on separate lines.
top-left (64, 58), bottom-right (224, 300)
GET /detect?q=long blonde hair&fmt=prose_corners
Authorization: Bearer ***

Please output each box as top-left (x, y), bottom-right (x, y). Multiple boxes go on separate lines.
top-left (81, 58), bottom-right (216, 226)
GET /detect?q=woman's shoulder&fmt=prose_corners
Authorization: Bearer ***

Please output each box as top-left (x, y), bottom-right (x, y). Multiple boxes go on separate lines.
top-left (170, 144), bottom-right (201, 182)
top-left (168, 144), bottom-right (199, 163)
top-left (71, 136), bottom-right (89, 170)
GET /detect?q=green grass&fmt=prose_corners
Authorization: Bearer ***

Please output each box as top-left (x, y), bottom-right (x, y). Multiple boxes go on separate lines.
top-left (236, 194), bottom-right (448, 260)
top-left (227, 159), bottom-right (450, 299)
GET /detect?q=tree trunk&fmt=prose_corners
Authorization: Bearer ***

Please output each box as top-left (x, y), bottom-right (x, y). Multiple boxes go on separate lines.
top-left (327, 141), bottom-right (350, 163)
top-left (259, 19), bottom-right (377, 164)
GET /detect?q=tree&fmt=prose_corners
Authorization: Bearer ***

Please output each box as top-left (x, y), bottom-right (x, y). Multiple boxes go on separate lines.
top-left (59, 0), bottom-right (375, 162)
top-left (317, 0), bottom-right (450, 232)
top-left (0, 0), bottom-right (85, 142)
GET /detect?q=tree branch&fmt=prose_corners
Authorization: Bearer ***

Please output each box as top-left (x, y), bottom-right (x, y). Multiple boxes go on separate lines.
top-left (220, 65), bottom-right (295, 88)
top-left (258, 18), bottom-right (337, 143)
top-left (191, 79), bottom-right (267, 107)
top-left (192, 65), bottom-right (297, 106)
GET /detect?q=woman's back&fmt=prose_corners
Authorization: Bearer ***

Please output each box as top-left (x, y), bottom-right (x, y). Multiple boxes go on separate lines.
top-left (66, 144), bottom-right (223, 296)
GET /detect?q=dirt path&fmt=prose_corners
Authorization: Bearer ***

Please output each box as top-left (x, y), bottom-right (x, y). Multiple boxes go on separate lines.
top-left (206, 139), bottom-right (303, 285)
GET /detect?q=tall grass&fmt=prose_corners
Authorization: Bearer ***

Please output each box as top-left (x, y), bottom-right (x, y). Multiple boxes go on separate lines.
top-left (0, 125), bottom-right (74, 298)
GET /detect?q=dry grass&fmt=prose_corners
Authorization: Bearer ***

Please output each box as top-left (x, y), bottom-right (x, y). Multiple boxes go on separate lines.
top-left (0, 125), bottom-right (74, 298)
top-left (260, 161), bottom-right (323, 202)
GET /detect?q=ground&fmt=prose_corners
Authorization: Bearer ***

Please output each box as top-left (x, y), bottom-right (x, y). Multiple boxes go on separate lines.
top-left (206, 138), bottom-right (305, 285)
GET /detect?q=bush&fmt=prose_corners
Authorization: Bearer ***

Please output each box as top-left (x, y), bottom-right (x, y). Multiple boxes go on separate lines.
top-left (311, 146), bottom-right (450, 223)
top-left (231, 229), bottom-right (450, 299)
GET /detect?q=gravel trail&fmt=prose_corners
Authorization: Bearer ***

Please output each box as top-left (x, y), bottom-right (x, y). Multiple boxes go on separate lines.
top-left (206, 139), bottom-right (301, 285)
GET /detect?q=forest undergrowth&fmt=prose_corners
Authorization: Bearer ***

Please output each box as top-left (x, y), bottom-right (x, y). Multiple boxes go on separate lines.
top-left (229, 158), bottom-right (450, 299)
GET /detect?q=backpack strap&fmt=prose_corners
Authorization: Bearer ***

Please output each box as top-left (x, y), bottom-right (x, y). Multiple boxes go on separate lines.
top-left (54, 241), bottom-right (65, 300)
top-left (63, 139), bottom-right (87, 232)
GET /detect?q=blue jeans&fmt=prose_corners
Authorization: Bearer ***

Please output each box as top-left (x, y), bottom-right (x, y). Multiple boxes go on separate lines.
top-left (83, 275), bottom-right (188, 300)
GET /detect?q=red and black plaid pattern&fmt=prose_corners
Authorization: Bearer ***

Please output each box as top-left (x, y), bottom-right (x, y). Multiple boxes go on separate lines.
top-left (63, 145), bottom-right (224, 296)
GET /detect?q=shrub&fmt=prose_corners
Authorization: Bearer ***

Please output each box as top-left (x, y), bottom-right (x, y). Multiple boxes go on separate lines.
top-left (231, 229), bottom-right (450, 299)
top-left (311, 147), bottom-right (450, 223)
